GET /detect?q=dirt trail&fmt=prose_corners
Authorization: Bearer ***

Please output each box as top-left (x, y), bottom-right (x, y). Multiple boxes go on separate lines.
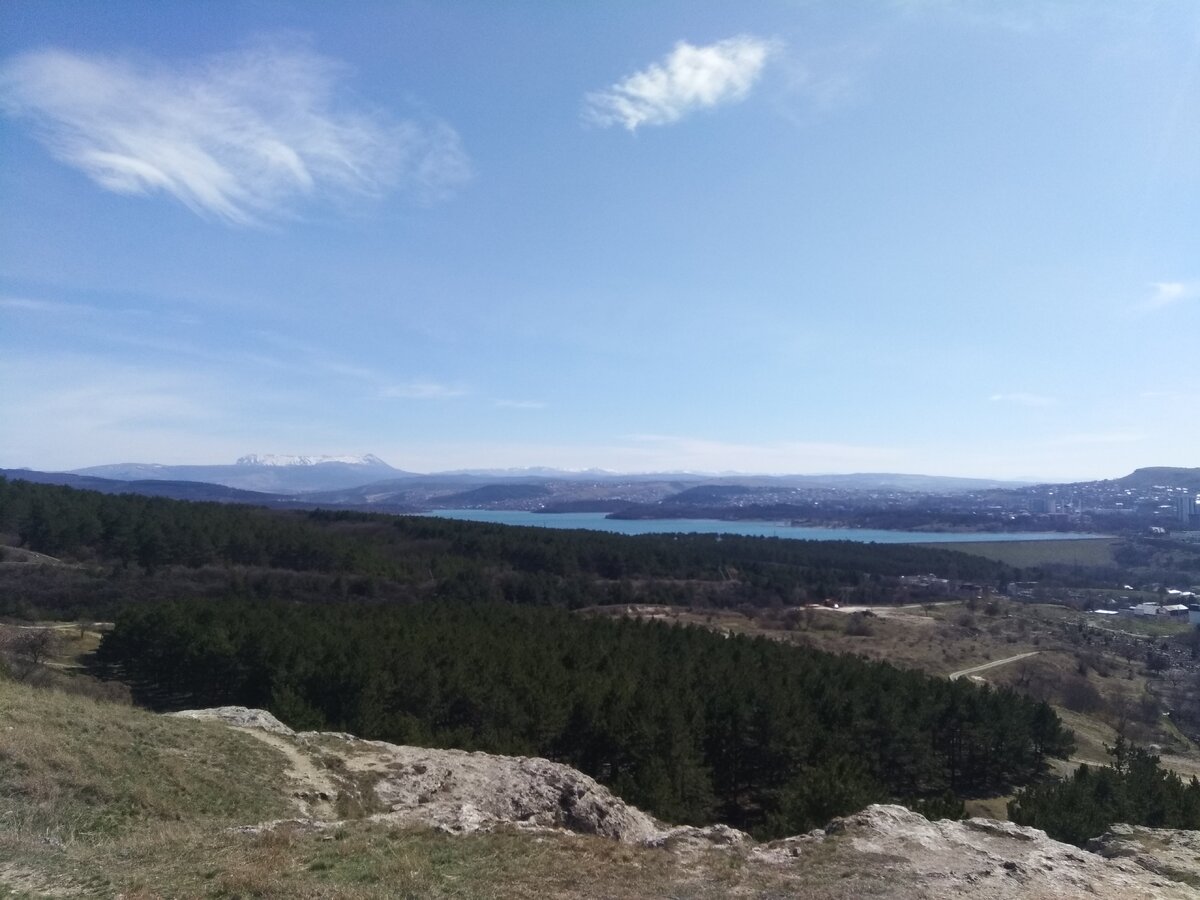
top-left (948, 651), bottom-right (1039, 681)
top-left (235, 728), bottom-right (340, 820)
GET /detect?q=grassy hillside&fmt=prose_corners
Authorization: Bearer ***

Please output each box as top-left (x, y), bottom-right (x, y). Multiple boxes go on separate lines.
top-left (0, 679), bottom-right (293, 841)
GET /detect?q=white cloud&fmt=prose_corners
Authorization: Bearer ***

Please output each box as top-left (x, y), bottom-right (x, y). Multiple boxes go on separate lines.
top-left (989, 392), bottom-right (1057, 407)
top-left (0, 40), bottom-right (472, 224)
top-left (585, 36), bottom-right (777, 131)
top-left (1145, 281), bottom-right (1200, 310)
top-left (382, 381), bottom-right (467, 400)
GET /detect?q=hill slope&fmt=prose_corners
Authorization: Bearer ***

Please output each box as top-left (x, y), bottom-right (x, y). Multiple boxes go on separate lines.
top-left (1, 680), bottom-right (1196, 899)
top-left (1115, 467), bottom-right (1200, 492)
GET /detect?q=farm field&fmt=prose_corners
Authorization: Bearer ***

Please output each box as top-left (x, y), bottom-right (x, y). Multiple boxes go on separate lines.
top-left (923, 538), bottom-right (1120, 568)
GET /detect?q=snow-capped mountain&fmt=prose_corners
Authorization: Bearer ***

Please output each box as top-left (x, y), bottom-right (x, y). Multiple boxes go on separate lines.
top-left (72, 454), bottom-right (408, 494)
top-left (236, 454), bottom-right (391, 468)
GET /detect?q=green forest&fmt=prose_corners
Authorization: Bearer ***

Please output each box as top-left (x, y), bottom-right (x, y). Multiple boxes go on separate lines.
top-left (0, 477), bottom-right (1076, 838)
top-left (1009, 737), bottom-right (1200, 846)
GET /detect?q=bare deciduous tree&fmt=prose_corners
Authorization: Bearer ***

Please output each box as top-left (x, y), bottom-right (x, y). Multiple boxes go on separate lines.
top-left (0, 627), bottom-right (60, 680)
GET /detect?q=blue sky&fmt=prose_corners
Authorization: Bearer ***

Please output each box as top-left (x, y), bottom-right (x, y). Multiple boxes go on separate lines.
top-left (1, 1), bottom-right (1197, 480)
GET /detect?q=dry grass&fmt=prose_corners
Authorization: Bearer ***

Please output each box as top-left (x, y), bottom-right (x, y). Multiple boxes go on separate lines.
top-left (3, 819), bottom-right (921, 899)
top-left (0, 678), bottom-right (293, 843)
top-left (621, 601), bottom-right (1051, 678)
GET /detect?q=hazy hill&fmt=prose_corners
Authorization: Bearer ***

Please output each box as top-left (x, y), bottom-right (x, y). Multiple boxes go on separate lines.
top-left (0, 468), bottom-right (285, 504)
top-left (1113, 467), bottom-right (1200, 492)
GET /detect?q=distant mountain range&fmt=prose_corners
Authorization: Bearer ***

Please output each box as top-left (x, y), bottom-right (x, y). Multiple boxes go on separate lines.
top-left (3, 457), bottom-right (1193, 524)
top-left (60, 455), bottom-right (1031, 496)
top-left (72, 454), bottom-right (408, 494)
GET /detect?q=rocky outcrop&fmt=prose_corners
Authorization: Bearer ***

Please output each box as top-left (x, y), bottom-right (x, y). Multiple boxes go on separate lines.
top-left (1089, 823), bottom-right (1200, 889)
top-left (350, 739), bottom-right (665, 842)
top-left (171, 706), bottom-right (294, 734)
top-left (175, 707), bottom-right (1200, 897)
top-left (754, 804), bottom-right (1199, 898)
top-left (173, 705), bottom-right (674, 843)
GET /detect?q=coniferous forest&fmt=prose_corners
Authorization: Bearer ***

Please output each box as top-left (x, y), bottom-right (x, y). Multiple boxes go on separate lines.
top-left (0, 477), bottom-right (1010, 620)
top-left (0, 477), bottom-right (1074, 837)
top-left (1009, 738), bottom-right (1200, 847)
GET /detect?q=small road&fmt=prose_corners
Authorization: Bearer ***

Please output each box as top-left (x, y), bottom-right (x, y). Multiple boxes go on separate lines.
top-left (948, 651), bottom-right (1039, 681)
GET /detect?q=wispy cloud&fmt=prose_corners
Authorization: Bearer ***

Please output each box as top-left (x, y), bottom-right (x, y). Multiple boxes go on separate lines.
top-left (0, 352), bottom-right (306, 469)
top-left (621, 434), bottom-right (896, 473)
top-left (989, 392), bottom-right (1057, 408)
top-left (0, 40), bottom-right (472, 225)
top-left (1144, 281), bottom-right (1200, 311)
top-left (382, 381), bottom-right (468, 400)
top-left (0, 295), bottom-right (97, 314)
top-left (585, 36), bottom-right (778, 131)
top-left (250, 331), bottom-right (469, 404)
top-left (1047, 432), bottom-right (1146, 447)
top-left (1, 355), bottom-right (213, 435)
top-left (890, 0), bottom-right (1083, 33)
top-left (494, 399), bottom-right (546, 410)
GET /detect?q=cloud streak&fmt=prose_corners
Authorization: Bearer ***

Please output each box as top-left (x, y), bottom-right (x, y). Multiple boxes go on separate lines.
top-left (989, 392), bottom-right (1056, 408)
top-left (0, 295), bottom-right (96, 314)
top-left (0, 40), bottom-right (472, 224)
top-left (382, 381), bottom-right (468, 400)
top-left (622, 434), bottom-right (897, 473)
top-left (1145, 281), bottom-right (1200, 311)
top-left (585, 36), bottom-right (777, 130)
top-left (494, 399), bottom-right (546, 410)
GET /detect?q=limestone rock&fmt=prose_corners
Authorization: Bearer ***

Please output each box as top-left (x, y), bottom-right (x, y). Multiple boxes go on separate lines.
top-left (755, 804), bottom-right (1199, 898)
top-left (170, 706), bottom-right (295, 734)
top-left (1089, 825), bottom-right (1200, 888)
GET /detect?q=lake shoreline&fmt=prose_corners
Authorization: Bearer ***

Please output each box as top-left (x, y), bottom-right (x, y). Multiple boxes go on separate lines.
top-left (424, 509), bottom-right (1111, 545)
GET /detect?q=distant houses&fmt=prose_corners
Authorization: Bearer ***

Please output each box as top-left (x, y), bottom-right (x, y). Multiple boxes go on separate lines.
top-left (1108, 598), bottom-right (1200, 622)
top-left (1006, 581), bottom-right (1040, 600)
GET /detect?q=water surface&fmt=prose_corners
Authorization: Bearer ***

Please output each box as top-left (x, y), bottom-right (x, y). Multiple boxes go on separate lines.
top-left (425, 510), bottom-right (1106, 544)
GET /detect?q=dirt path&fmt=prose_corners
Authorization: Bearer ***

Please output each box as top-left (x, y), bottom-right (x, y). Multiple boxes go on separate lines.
top-left (948, 651), bottom-right (1039, 681)
top-left (235, 728), bottom-right (340, 820)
